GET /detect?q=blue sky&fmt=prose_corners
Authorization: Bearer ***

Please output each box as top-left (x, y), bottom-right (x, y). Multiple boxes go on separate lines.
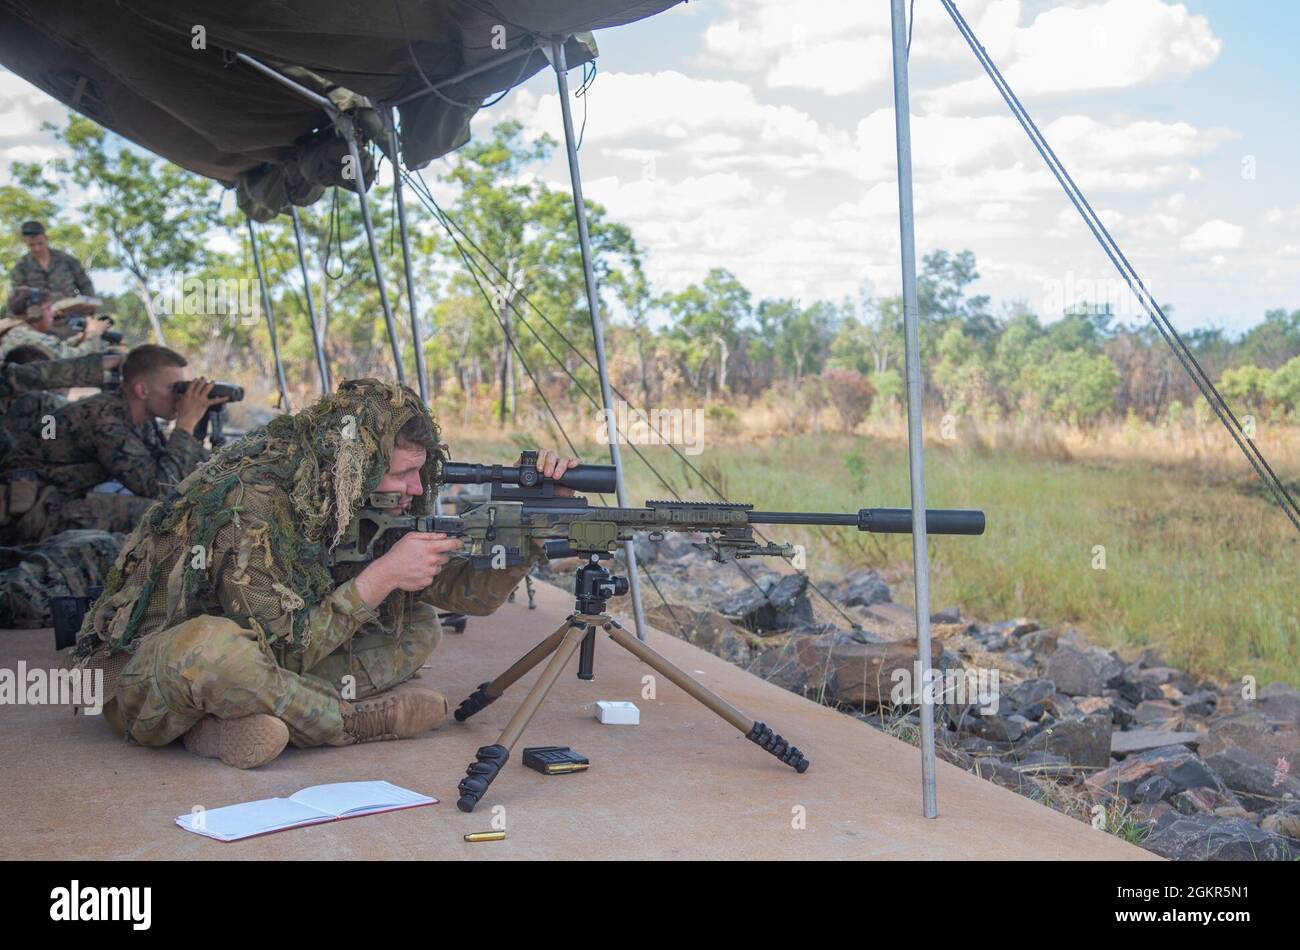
top-left (2, 0), bottom-right (1296, 335)
top-left (475, 0), bottom-right (1299, 334)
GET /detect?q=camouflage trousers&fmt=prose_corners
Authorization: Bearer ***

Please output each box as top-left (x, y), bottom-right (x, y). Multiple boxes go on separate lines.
top-left (2, 487), bottom-right (154, 546)
top-left (112, 601), bottom-right (444, 749)
top-left (0, 528), bottom-right (123, 628)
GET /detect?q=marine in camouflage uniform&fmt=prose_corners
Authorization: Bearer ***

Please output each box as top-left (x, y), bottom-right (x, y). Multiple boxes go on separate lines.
top-left (0, 351), bottom-right (109, 400)
top-left (0, 354), bottom-right (126, 627)
top-left (74, 379), bottom-right (543, 752)
top-left (4, 387), bottom-right (205, 542)
top-left (8, 246), bottom-right (95, 309)
top-left (0, 316), bottom-right (107, 362)
top-left (0, 529), bottom-right (123, 628)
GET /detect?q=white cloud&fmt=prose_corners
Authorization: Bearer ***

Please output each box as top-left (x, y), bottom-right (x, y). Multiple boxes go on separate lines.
top-left (0, 70), bottom-right (70, 174)
top-left (1182, 219), bottom-right (1245, 252)
top-left (921, 0), bottom-right (1222, 110)
top-left (703, 0), bottom-right (1220, 101)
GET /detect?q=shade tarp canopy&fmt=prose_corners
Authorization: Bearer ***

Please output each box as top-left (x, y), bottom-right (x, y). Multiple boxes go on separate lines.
top-left (0, 0), bottom-right (680, 217)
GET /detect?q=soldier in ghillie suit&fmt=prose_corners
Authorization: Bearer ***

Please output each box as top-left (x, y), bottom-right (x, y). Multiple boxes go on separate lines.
top-left (73, 378), bottom-right (567, 769)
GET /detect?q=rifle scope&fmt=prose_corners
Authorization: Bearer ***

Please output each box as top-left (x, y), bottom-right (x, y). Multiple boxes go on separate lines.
top-left (442, 460), bottom-right (617, 495)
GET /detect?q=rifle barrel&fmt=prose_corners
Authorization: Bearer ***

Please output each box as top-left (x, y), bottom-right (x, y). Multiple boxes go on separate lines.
top-left (750, 508), bottom-right (985, 536)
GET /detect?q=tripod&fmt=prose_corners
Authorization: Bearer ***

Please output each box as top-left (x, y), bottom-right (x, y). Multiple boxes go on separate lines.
top-left (453, 554), bottom-right (810, 812)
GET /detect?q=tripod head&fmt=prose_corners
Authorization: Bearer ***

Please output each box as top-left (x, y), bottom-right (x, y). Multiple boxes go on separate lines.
top-left (573, 553), bottom-right (628, 615)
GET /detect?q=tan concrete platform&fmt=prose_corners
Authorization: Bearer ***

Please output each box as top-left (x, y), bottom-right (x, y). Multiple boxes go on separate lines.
top-left (0, 580), bottom-right (1154, 860)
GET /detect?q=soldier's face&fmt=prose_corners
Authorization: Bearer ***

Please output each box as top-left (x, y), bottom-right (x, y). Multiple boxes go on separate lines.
top-left (138, 365), bottom-right (186, 419)
top-left (22, 234), bottom-right (48, 256)
top-left (375, 441), bottom-right (426, 514)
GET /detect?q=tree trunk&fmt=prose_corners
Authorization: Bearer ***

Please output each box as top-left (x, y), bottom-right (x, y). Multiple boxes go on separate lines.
top-left (133, 277), bottom-right (166, 345)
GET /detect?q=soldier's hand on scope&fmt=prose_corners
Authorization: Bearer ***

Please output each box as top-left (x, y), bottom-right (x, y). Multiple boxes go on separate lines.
top-left (175, 377), bottom-right (229, 434)
top-left (355, 532), bottom-right (463, 607)
top-left (525, 448), bottom-right (582, 497)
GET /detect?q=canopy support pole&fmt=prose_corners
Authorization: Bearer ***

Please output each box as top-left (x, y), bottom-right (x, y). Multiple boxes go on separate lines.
top-left (889, 0), bottom-right (938, 818)
top-left (245, 218), bottom-right (292, 413)
top-left (289, 206), bottom-right (331, 394)
top-left (231, 54), bottom-right (405, 386)
top-left (338, 115), bottom-right (407, 386)
top-left (387, 109), bottom-right (429, 403)
top-left (392, 41), bottom-right (536, 107)
top-left (549, 37), bottom-right (648, 644)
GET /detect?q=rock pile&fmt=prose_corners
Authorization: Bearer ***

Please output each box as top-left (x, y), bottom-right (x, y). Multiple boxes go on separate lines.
top-left (533, 536), bottom-right (1299, 861)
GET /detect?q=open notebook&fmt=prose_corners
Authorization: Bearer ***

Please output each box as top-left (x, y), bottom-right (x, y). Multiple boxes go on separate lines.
top-left (175, 781), bottom-right (437, 842)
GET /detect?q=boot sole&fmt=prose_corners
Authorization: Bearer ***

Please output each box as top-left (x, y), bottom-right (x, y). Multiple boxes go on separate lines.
top-left (184, 714), bottom-right (290, 769)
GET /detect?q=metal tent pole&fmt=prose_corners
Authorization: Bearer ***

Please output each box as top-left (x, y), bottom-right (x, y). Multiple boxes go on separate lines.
top-left (339, 115), bottom-right (407, 386)
top-left (889, 0), bottom-right (939, 818)
top-left (232, 53), bottom-right (406, 386)
top-left (245, 218), bottom-right (292, 413)
top-left (549, 37), bottom-right (648, 643)
top-left (289, 205), bottom-right (331, 394)
top-left (388, 108), bottom-right (430, 403)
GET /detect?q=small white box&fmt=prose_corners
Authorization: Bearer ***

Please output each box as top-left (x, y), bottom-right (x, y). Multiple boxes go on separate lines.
top-left (594, 700), bottom-right (640, 725)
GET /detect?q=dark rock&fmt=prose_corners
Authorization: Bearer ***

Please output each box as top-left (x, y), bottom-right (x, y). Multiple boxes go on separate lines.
top-left (1003, 750), bottom-right (1076, 778)
top-left (1110, 729), bottom-right (1204, 757)
top-left (1044, 647), bottom-right (1105, 696)
top-left (1002, 649), bottom-right (1036, 668)
top-left (1012, 712), bottom-right (1112, 769)
top-left (1117, 678), bottom-right (1166, 704)
top-left (1259, 803), bottom-right (1300, 841)
top-left (1197, 711), bottom-right (1300, 804)
top-left (958, 736), bottom-right (1012, 756)
top-left (718, 573), bottom-right (814, 635)
top-left (832, 569), bottom-right (892, 608)
top-left (1255, 683), bottom-right (1300, 725)
top-left (975, 618), bottom-right (1039, 651)
top-left (966, 712), bottom-right (1032, 744)
top-left (747, 638), bottom-right (824, 697)
top-left (1086, 744), bottom-right (1230, 806)
top-left (645, 605), bottom-right (755, 667)
top-left (1144, 814), bottom-right (1296, 861)
top-left (1020, 628), bottom-right (1059, 657)
top-left (1045, 693), bottom-right (1079, 719)
top-left (930, 607), bottom-right (962, 624)
top-left (1169, 786), bottom-right (1244, 816)
top-left (1201, 744), bottom-right (1300, 805)
top-left (973, 758), bottom-right (1046, 795)
top-left (1177, 689), bottom-right (1219, 717)
top-left (1007, 678), bottom-right (1056, 711)
top-left (1134, 700), bottom-right (1184, 728)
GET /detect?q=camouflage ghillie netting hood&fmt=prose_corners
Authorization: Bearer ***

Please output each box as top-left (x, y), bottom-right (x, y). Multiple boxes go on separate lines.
top-left (77, 379), bottom-right (443, 657)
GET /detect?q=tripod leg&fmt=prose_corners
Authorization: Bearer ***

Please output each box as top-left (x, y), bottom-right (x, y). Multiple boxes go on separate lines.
top-left (453, 617), bottom-right (573, 722)
top-left (605, 619), bottom-right (810, 773)
top-left (456, 620), bottom-right (591, 812)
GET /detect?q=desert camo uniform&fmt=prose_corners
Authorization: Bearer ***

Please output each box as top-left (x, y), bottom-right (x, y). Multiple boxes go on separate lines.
top-left (75, 379), bottom-right (542, 749)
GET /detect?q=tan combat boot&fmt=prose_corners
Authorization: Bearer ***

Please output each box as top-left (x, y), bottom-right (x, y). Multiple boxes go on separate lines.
top-left (342, 685), bottom-right (449, 743)
top-left (183, 714), bottom-right (291, 769)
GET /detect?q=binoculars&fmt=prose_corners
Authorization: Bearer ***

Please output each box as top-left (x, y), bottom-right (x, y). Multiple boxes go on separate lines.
top-left (173, 380), bottom-right (245, 402)
top-left (65, 315), bottom-right (124, 345)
